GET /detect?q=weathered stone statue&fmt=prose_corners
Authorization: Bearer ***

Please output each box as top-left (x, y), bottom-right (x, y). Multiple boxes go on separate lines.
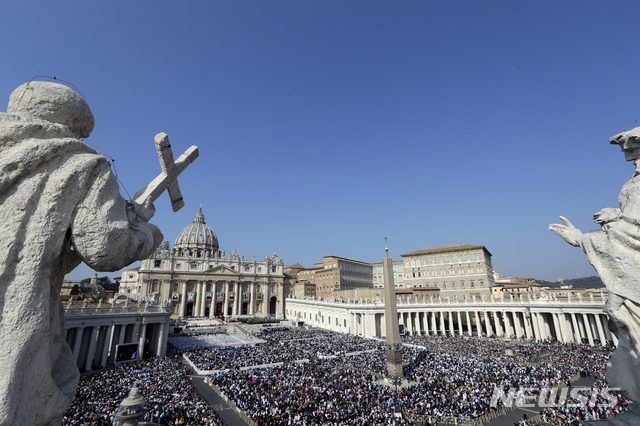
top-left (0, 81), bottom-right (196, 425)
top-left (550, 126), bottom-right (640, 404)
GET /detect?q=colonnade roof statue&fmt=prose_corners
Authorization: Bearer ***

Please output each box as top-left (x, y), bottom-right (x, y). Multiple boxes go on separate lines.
top-left (550, 126), bottom-right (640, 407)
top-left (0, 80), bottom-right (198, 426)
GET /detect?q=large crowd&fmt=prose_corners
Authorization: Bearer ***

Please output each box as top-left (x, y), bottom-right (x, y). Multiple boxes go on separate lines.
top-left (61, 356), bottom-right (224, 426)
top-left (60, 326), bottom-right (632, 426)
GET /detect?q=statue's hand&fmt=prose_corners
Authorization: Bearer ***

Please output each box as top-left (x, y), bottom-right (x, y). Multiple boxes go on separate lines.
top-left (593, 208), bottom-right (621, 225)
top-left (548, 216), bottom-right (583, 247)
top-left (127, 200), bottom-right (156, 223)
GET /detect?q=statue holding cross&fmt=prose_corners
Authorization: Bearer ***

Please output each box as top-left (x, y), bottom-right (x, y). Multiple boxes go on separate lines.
top-left (132, 131), bottom-right (199, 221)
top-left (0, 80), bottom-right (198, 426)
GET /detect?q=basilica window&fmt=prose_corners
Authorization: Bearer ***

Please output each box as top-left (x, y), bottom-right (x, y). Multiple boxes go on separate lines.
top-left (154, 260), bottom-right (161, 267)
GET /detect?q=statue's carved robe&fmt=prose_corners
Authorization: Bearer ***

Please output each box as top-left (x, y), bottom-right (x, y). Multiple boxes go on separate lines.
top-left (580, 166), bottom-right (640, 402)
top-left (0, 113), bottom-right (162, 426)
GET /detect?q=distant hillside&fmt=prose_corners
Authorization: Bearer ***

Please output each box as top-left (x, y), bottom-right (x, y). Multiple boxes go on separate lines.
top-left (535, 276), bottom-right (604, 289)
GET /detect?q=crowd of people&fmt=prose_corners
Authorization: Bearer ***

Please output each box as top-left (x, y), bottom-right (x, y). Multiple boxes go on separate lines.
top-left (60, 326), bottom-right (631, 426)
top-left (203, 331), bottom-right (630, 425)
top-left (61, 356), bottom-right (224, 426)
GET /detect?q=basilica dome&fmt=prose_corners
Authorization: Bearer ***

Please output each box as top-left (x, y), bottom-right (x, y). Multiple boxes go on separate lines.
top-left (173, 207), bottom-right (219, 257)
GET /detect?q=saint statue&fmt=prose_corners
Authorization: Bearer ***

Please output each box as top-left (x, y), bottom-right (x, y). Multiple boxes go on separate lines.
top-left (0, 81), bottom-right (164, 425)
top-left (550, 126), bottom-right (640, 402)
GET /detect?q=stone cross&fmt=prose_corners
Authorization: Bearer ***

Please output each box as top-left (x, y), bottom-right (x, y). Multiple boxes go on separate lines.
top-left (133, 132), bottom-right (199, 213)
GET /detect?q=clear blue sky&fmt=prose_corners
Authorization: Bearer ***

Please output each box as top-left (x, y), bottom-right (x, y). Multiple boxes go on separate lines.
top-left (2, 1), bottom-right (639, 281)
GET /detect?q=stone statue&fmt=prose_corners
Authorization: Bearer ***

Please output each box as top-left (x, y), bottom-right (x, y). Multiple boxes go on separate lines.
top-left (0, 81), bottom-right (196, 426)
top-left (550, 126), bottom-right (640, 403)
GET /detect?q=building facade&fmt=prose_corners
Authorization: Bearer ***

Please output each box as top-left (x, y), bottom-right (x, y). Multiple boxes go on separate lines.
top-left (372, 259), bottom-right (405, 288)
top-left (118, 208), bottom-right (286, 319)
top-left (401, 244), bottom-right (495, 300)
top-left (314, 255), bottom-right (374, 298)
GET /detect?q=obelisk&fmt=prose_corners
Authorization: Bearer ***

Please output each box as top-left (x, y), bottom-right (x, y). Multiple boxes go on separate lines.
top-left (383, 237), bottom-right (403, 377)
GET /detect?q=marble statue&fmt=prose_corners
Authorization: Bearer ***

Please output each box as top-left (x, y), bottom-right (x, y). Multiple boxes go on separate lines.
top-left (0, 80), bottom-right (197, 426)
top-left (550, 126), bottom-right (640, 403)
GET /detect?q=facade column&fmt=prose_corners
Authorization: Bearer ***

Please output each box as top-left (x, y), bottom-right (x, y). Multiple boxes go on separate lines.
top-left (85, 326), bottom-right (99, 371)
top-left (180, 280), bottom-right (188, 317)
top-left (194, 282), bottom-right (201, 317)
top-left (223, 281), bottom-right (230, 317)
top-left (249, 282), bottom-right (257, 315)
top-left (262, 282), bottom-right (271, 315)
top-left (230, 281), bottom-right (237, 316)
top-left (199, 281), bottom-right (207, 317)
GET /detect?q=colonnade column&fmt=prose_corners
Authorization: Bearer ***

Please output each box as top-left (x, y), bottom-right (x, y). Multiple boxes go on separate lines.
top-left (475, 312), bottom-right (482, 337)
top-left (100, 325), bottom-right (115, 368)
top-left (72, 327), bottom-right (85, 366)
top-left (582, 314), bottom-right (595, 346)
top-left (493, 311), bottom-right (503, 336)
top-left (484, 311), bottom-right (493, 337)
top-left (523, 312), bottom-right (532, 339)
top-left (465, 311), bottom-right (472, 336)
top-left (551, 313), bottom-right (563, 342)
top-left (570, 313), bottom-right (582, 343)
top-left (85, 326), bottom-right (99, 371)
top-left (138, 323), bottom-right (147, 360)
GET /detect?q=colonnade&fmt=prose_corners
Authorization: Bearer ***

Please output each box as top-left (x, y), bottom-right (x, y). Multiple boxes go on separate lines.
top-left (286, 295), bottom-right (616, 347)
top-left (64, 301), bottom-right (172, 373)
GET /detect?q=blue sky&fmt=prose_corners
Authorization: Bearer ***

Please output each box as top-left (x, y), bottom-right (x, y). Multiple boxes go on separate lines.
top-left (2, 1), bottom-right (639, 281)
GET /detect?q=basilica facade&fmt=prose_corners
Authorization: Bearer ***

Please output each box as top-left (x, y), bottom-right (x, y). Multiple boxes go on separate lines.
top-left (118, 208), bottom-right (286, 319)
